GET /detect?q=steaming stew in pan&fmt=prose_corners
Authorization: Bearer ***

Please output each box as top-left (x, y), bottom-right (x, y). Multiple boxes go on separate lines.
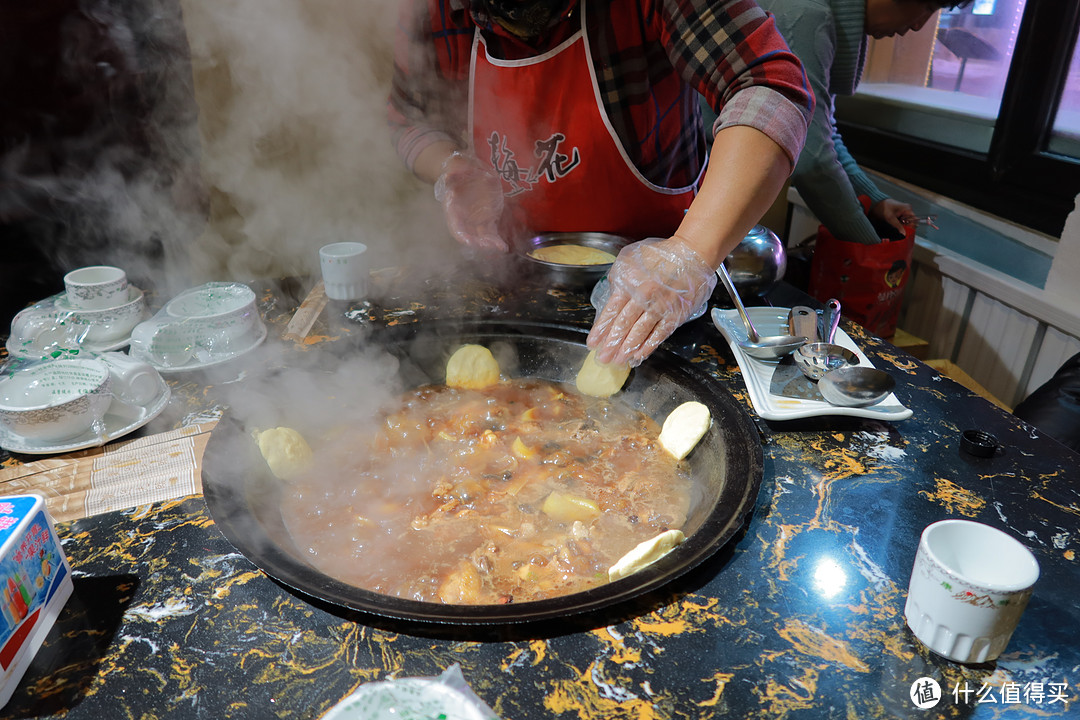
top-left (282, 379), bottom-right (693, 604)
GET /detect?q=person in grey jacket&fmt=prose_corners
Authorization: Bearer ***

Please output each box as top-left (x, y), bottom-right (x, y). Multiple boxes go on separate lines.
top-left (757, 0), bottom-right (970, 244)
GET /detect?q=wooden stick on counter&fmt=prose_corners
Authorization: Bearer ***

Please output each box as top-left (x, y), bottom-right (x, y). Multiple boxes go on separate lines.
top-left (282, 281), bottom-right (328, 343)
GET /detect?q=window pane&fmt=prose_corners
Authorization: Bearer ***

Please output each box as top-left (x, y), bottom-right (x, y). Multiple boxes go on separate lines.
top-left (1048, 39), bottom-right (1080, 159)
top-left (930, 2), bottom-right (1026, 101)
top-left (837, 0), bottom-right (1028, 154)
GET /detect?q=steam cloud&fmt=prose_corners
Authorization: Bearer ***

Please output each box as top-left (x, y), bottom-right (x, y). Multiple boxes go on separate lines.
top-left (3, 0), bottom-right (525, 438)
top-left (2, 0), bottom-right (458, 304)
top-left (180, 0), bottom-right (454, 286)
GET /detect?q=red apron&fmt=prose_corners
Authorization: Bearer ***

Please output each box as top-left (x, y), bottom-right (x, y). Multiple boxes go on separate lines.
top-left (468, 6), bottom-right (700, 241)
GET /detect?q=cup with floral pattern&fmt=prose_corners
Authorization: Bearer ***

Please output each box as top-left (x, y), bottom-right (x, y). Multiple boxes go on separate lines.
top-left (904, 519), bottom-right (1039, 664)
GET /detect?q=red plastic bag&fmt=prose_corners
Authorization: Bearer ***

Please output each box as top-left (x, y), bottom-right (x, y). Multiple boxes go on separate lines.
top-left (807, 199), bottom-right (915, 338)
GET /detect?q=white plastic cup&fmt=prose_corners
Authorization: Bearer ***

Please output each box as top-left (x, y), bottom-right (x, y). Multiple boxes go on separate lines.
top-left (64, 266), bottom-right (129, 310)
top-left (319, 242), bottom-right (369, 301)
top-left (904, 519), bottom-right (1039, 664)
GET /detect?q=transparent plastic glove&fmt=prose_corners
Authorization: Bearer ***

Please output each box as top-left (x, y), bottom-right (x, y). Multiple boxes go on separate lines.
top-left (586, 237), bottom-right (717, 367)
top-left (434, 152), bottom-right (509, 252)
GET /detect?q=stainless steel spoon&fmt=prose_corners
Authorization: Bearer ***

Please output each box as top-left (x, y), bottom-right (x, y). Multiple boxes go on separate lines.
top-left (819, 366), bottom-right (896, 407)
top-left (716, 264), bottom-right (807, 360)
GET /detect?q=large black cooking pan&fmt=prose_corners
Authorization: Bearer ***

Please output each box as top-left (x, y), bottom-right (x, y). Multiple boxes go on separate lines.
top-left (202, 319), bottom-right (762, 625)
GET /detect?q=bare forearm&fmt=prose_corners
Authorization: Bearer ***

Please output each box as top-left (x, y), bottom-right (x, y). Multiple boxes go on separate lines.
top-left (673, 125), bottom-right (793, 267)
top-left (413, 140), bottom-right (463, 185)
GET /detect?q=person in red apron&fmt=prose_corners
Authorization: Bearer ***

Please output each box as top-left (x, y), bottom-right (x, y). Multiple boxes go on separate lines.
top-left (390, 0), bottom-right (813, 365)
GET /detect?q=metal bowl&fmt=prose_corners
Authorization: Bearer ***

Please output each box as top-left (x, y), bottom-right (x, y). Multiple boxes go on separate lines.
top-left (518, 232), bottom-right (631, 286)
top-left (202, 320), bottom-right (763, 628)
top-left (724, 225), bottom-right (786, 297)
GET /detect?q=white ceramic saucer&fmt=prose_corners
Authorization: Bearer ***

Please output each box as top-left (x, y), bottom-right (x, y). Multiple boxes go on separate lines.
top-left (6, 287), bottom-right (148, 358)
top-left (0, 376), bottom-right (171, 455)
top-left (5, 335), bottom-right (132, 358)
top-left (135, 322), bottom-right (268, 374)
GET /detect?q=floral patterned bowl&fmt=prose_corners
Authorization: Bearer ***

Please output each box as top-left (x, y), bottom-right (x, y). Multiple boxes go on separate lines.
top-left (0, 358), bottom-right (113, 442)
top-left (52, 287), bottom-right (148, 343)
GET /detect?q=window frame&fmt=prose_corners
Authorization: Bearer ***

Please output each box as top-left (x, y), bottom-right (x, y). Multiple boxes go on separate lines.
top-left (835, 0), bottom-right (1080, 238)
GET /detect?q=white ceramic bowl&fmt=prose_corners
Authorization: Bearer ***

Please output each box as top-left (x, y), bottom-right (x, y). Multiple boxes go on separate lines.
top-left (130, 282), bottom-right (262, 368)
top-left (0, 359), bottom-right (113, 442)
top-left (52, 287), bottom-right (148, 343)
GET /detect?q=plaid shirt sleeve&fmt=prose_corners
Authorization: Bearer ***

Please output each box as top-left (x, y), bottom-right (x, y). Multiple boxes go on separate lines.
top-left (641, 0), bottom-right (812, 169)
top-left (388, 0), bottom-right (475, 172)
top-left (389, 0), bottom-right (813, 179)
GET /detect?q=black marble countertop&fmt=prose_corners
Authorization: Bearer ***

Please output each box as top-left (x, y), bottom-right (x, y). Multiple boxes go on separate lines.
top-left (4, 263), bottom-right (1079, 719)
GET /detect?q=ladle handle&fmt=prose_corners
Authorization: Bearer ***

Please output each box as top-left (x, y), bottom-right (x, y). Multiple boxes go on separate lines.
top-left (824, 298), bottom-right (842, 344)
top-left (716, 264), bottom-right (760, 343)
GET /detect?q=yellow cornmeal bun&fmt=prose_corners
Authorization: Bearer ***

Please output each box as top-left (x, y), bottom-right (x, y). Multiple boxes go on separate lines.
top-left (658, 401), bottom-right (712, 460)
top-left (608, 529), bottom-right (686, 581)
top-left (255, 427), bottom-right (313, 481)
top-left (575, 349), bottom-right (630, 398)
top-left (446, 344), bottom-right (501, 389)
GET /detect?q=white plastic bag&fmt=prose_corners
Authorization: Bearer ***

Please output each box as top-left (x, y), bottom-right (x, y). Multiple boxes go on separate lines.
top-left (321, 664), bottom-right (501, 720)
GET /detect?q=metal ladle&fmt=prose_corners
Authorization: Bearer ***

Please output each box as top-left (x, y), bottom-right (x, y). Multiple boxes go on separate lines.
top-left (808, 298), bottom-right (897, 406)
top-left (795, 298), bottom-right (859, 380)
top-left (716, 264), bottom-right (807, 360)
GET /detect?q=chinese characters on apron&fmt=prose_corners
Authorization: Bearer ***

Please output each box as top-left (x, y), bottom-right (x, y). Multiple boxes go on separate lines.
top-left (468, 2), bottom-right (701, 242)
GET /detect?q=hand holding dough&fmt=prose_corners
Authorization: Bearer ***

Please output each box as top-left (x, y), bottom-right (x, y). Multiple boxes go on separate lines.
top-left (446, 344), bottom-right (501, 389)
top-left (658, 401), bottom-right (711, 460)
top-left (575, 349), bottom-right (630, 397)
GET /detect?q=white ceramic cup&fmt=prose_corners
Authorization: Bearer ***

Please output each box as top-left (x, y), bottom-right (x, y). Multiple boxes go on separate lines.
top-left (130, 283), bottom-right (261, 368)
top-left (0, 358), bottom-right (113, 442)
top-left (98, 352), bottom-right (161, 405)
top-left (64, 266), bottom-right (129, 310)
top-left (319, 242), bottom-right (369, 301)
top-left (904, 519), bottom-right (1040, 664)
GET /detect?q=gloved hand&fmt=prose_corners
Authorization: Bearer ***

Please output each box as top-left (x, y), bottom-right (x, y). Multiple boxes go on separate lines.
top-left (586, 237), bottom-right (717, 367)
top-left (434, 152), bottom-right (508, 252)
